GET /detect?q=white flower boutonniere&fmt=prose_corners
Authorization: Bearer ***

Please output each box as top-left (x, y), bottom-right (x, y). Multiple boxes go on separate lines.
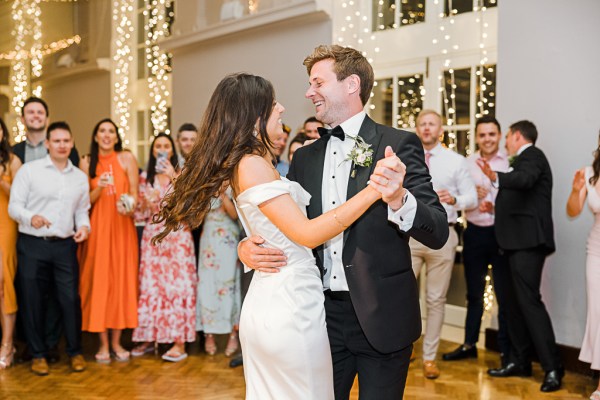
top-left (345, 135), bottom-right (373, 168)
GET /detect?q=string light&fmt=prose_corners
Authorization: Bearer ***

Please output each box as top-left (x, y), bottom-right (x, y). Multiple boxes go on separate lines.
top-left (483, 264), bottom-right (494, 312)
top-left (10, 0), bottom-right (43, 141)
top-left (113, 0), bottom-right (134, 143)
top-left (248, 0), bottom-right (259, 14)
top-left (144, 0), bottom-right (173, 136)
top-left (0, 35), bottom-right (81, 61)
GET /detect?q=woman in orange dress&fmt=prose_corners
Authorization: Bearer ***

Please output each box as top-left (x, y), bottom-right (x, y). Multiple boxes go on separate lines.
top-left (0, 117), bottom-right (22, 369)
top-left (79, 118), bottom-right (139, 363)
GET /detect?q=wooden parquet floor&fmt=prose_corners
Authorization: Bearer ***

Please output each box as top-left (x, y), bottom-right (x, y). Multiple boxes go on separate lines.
top-left (0, 334), bottom-right (596, 399)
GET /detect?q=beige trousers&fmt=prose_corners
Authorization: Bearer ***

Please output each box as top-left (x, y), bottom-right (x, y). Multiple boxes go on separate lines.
top-left (410, 228), bottom-right (458, 361)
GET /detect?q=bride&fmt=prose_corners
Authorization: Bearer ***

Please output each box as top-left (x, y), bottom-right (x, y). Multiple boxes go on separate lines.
top-left (154, 73), bottom-right (382, 399)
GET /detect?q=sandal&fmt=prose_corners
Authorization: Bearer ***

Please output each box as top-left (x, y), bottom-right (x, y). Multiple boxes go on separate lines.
top-left (131, 343), bottom-right (154, 357)
top-left (112, 349), bottom-right (130, 362)
top-left (224, 332), bottom-right (239, 357)
top-left (204, 334), bottom-right (217, 356)
top-left (161, 348), bottom-right (188, 363)
top-left (590, 390), bottom-right (600, 400)
top-left (94, 351), bottom-right (111, 364)
top-left (0, 343), bottom-right (16, 369)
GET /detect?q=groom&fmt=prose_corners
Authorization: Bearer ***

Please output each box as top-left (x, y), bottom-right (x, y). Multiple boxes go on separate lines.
top-left (239, 45), bottom-right (448, 399)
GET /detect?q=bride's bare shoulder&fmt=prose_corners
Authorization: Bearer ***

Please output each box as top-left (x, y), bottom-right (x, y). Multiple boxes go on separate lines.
top-left (237, 155), bottom-right (278, 193)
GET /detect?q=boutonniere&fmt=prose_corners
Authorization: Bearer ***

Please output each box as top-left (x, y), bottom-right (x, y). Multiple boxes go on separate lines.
top-left (345, 135), bottom-right (373, 178)
top-left (508, 155), bottom-right (518, 166)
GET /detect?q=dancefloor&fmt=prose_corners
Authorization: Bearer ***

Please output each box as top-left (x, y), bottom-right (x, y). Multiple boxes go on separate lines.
top-left (0, 334), bottom-right (595, 399)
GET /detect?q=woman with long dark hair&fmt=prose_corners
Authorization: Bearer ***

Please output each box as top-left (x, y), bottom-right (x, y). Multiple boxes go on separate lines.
top-left (79, 118), bottom-right (139, 363)
top-left (153, 73), bottom-right (381, 398)
top-left (131, 133), bottom-right (197, 362)
top-left (0, 117), bottom-right (22, 369)
top-left (567, 131), bottom-right (600, 400)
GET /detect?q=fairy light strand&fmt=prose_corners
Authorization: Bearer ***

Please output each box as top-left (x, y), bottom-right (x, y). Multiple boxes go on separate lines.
top-left (113, 0), bottom-right (134, 143)
top-left (144, 0), bottom-right (172, 136)
top-left (0, 35), bottom-right (81, 61)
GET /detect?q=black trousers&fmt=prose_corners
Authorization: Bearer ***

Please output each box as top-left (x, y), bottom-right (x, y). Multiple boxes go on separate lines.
top-left (462, 223), bottom-right (510, 354)
top-left (324, 291), bottom-right (411, 400)
top-left (504, 248), bottom-right (561, 371)
top-left (16, 234), bottom-right (82, 359)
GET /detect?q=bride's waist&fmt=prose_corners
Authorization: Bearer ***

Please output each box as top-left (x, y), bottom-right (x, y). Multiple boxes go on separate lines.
top-left (255, 261), bottom-right (320, 279)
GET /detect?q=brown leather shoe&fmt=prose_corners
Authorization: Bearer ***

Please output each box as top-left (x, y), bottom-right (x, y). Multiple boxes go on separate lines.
top-left (31, 358), bottom-right (49, 376)
top-left (70, 354), bottom-right (86, 372)
top-left (423, 360), bottom-right (440, 379)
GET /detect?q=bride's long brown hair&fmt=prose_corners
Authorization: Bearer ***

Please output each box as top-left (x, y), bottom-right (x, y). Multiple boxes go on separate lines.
top-left (153, 73), bottom-right (275, 243)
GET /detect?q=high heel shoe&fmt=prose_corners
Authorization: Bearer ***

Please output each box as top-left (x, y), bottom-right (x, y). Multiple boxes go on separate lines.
top-left (0, 343), bottom-right (16, 369)
top-left (204, 334), bottom-right (217, 356)
top-left (224, 332), bottom-right (238, 357)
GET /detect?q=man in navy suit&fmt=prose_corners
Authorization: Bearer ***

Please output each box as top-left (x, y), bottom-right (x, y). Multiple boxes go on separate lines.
top-left (478, 120), bottom-right (563, 392)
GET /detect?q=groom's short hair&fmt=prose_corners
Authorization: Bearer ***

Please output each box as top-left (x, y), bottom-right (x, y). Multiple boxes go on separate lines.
top-left (303, 45), bottom-right (374, 107)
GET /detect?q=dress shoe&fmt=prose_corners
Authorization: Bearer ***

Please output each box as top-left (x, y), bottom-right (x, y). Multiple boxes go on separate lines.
top-left (540, 368), bottom-right (564, 392)
top-left (229, 355), bottom-right (243, 368)
top-left (487, 362), bottom-right (532, 377)
top-left (70, 354), bottom-right (86, 372)
top-left (31, 358), bottom-right (49, 376)
top-left (442, 344), bottom-right (477, 361)
top-left (423, 360), bottom-right (440, 379)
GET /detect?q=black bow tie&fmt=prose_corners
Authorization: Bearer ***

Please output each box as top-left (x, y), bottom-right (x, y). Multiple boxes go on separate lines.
top-left (317, 126), bottom-right (345, 141)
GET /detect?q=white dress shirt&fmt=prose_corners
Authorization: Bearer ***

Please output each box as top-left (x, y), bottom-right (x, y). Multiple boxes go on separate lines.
top-left (9, 155), bottom-right (90, 238)
top-left (322, 111), bottom-right (417, 291)
top-left (425, 143), bottom-right (477, 224)
top-left (465, 150), bottom-right (509, 227)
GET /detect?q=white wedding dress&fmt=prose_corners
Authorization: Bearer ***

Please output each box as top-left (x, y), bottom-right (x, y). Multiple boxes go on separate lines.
top-left (235, 178), bottom-right (334, 400)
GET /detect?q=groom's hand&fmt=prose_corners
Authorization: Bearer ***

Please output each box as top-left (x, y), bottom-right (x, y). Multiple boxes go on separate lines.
top-left (238, 235), bottom-right (287, 273)
top-left (370, 146), bottom-right (407, 211)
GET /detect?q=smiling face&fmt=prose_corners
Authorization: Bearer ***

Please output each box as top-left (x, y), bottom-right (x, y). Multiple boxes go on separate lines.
top-left (177, 130), bottom-right (197, 157)
top-left (416, 112), bottom-right (443, 150)
top-left (305, 59), bottom-right (359, 127)
top-left (475, 122), bottom-right (501, 158)
top-left (94, 121), bottom-right (119, 153)
top-left (304, 121), bottom-right (323, 139)
top-left (22, 101), bottom-right (48, 134)
top-left (265, 101), bottom-right (286, 144)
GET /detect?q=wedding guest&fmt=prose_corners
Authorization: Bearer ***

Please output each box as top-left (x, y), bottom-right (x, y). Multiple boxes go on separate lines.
top-left (0, 117), bottom-right (22, 369)
top-left (288, 132), bottom-right (309, 164)
top-left (566, 131), bottom-right (600, 400)
top-left (302, 116), bottom-right (323, 139)
top-left (196, 185), bottom-right (241, 357)
top-left (176, 123), bottom-right (198, 167)
top-left (79, 118), bottom-right (139, 363)
top-left (131, 133), bottom-right (197, 362)
top-left (8, 121), bottom-right (89, 375)
top-left (411, 109), bottom-right (477, 379)
top-left (274, 124), bottom-right (291, 176)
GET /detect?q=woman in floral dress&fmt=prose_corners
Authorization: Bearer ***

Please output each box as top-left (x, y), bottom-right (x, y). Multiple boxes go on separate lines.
top-left (196, 187), bottom-right (241, 356)
top-left (132, 133), bottom-right (197, 362)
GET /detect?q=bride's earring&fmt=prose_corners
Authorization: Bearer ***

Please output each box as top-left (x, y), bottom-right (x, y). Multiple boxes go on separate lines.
top-left (253, 128), bottom-right (259, 137)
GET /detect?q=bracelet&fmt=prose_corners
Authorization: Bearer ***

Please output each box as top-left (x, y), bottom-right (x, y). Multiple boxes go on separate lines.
top-left (333, 212), bottom-right (349, 229)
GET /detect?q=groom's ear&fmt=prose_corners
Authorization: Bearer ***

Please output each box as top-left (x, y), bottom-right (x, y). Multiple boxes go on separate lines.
top-left (346, 74), bottom-right (361, 96)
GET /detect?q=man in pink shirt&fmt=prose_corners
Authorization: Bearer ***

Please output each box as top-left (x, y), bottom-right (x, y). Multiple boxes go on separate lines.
top-left (442, 116), bottom-right (511, 366)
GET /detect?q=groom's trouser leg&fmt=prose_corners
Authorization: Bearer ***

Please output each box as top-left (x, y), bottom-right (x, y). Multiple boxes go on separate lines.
top-left (325, 291), bottom-right (411, 400)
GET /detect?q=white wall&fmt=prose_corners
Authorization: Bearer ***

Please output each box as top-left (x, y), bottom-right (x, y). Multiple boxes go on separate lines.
top-left (497, 0), bottom-right (600, 347)
top-left (169, 16), bottom-right (332, 135)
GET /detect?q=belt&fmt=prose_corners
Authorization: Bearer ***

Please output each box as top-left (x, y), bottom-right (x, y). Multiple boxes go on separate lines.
top-left (324, 290), bottom-right (351, 301)
top-left (23, 233), bottom-right (72, 242)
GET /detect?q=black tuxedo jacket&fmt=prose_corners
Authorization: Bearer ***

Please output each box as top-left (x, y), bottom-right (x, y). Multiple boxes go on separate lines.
top-left (287, 116), bottom-right (448, 353)
top-left (12, 141), bottom-right (80, 166)
top-left (495, 145), bottom-right (555, 254)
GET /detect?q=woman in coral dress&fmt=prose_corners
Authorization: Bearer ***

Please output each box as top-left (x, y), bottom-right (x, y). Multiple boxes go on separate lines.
top-left (566, 133), bottom-right (600, 400)
top-left (131, 133), bottom-right (197, 362)
top-left (0, 117), bottom-right (22, 369)
top-left (196, 187), bottom-right (241, 356)
top-left (79, 118), bottom-right (139, 363)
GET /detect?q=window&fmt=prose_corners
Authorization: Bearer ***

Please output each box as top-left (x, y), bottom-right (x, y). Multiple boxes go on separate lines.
top-left (370, 79), bottom-right (393, 127)
top-left (444, 0), bottom-right (497, 17)
top-left (372, 0), bottom-right (425, 32)
top-left (397, 73), bottom-right (424, 129)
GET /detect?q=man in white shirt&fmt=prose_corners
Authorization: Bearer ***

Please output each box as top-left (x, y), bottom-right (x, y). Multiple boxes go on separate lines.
top-left (9, 122), bottom-right (90, 376)
top-left (442, 116), bottom-right (511, 366)
top-left (411, 109), bottom-right (477, 379)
